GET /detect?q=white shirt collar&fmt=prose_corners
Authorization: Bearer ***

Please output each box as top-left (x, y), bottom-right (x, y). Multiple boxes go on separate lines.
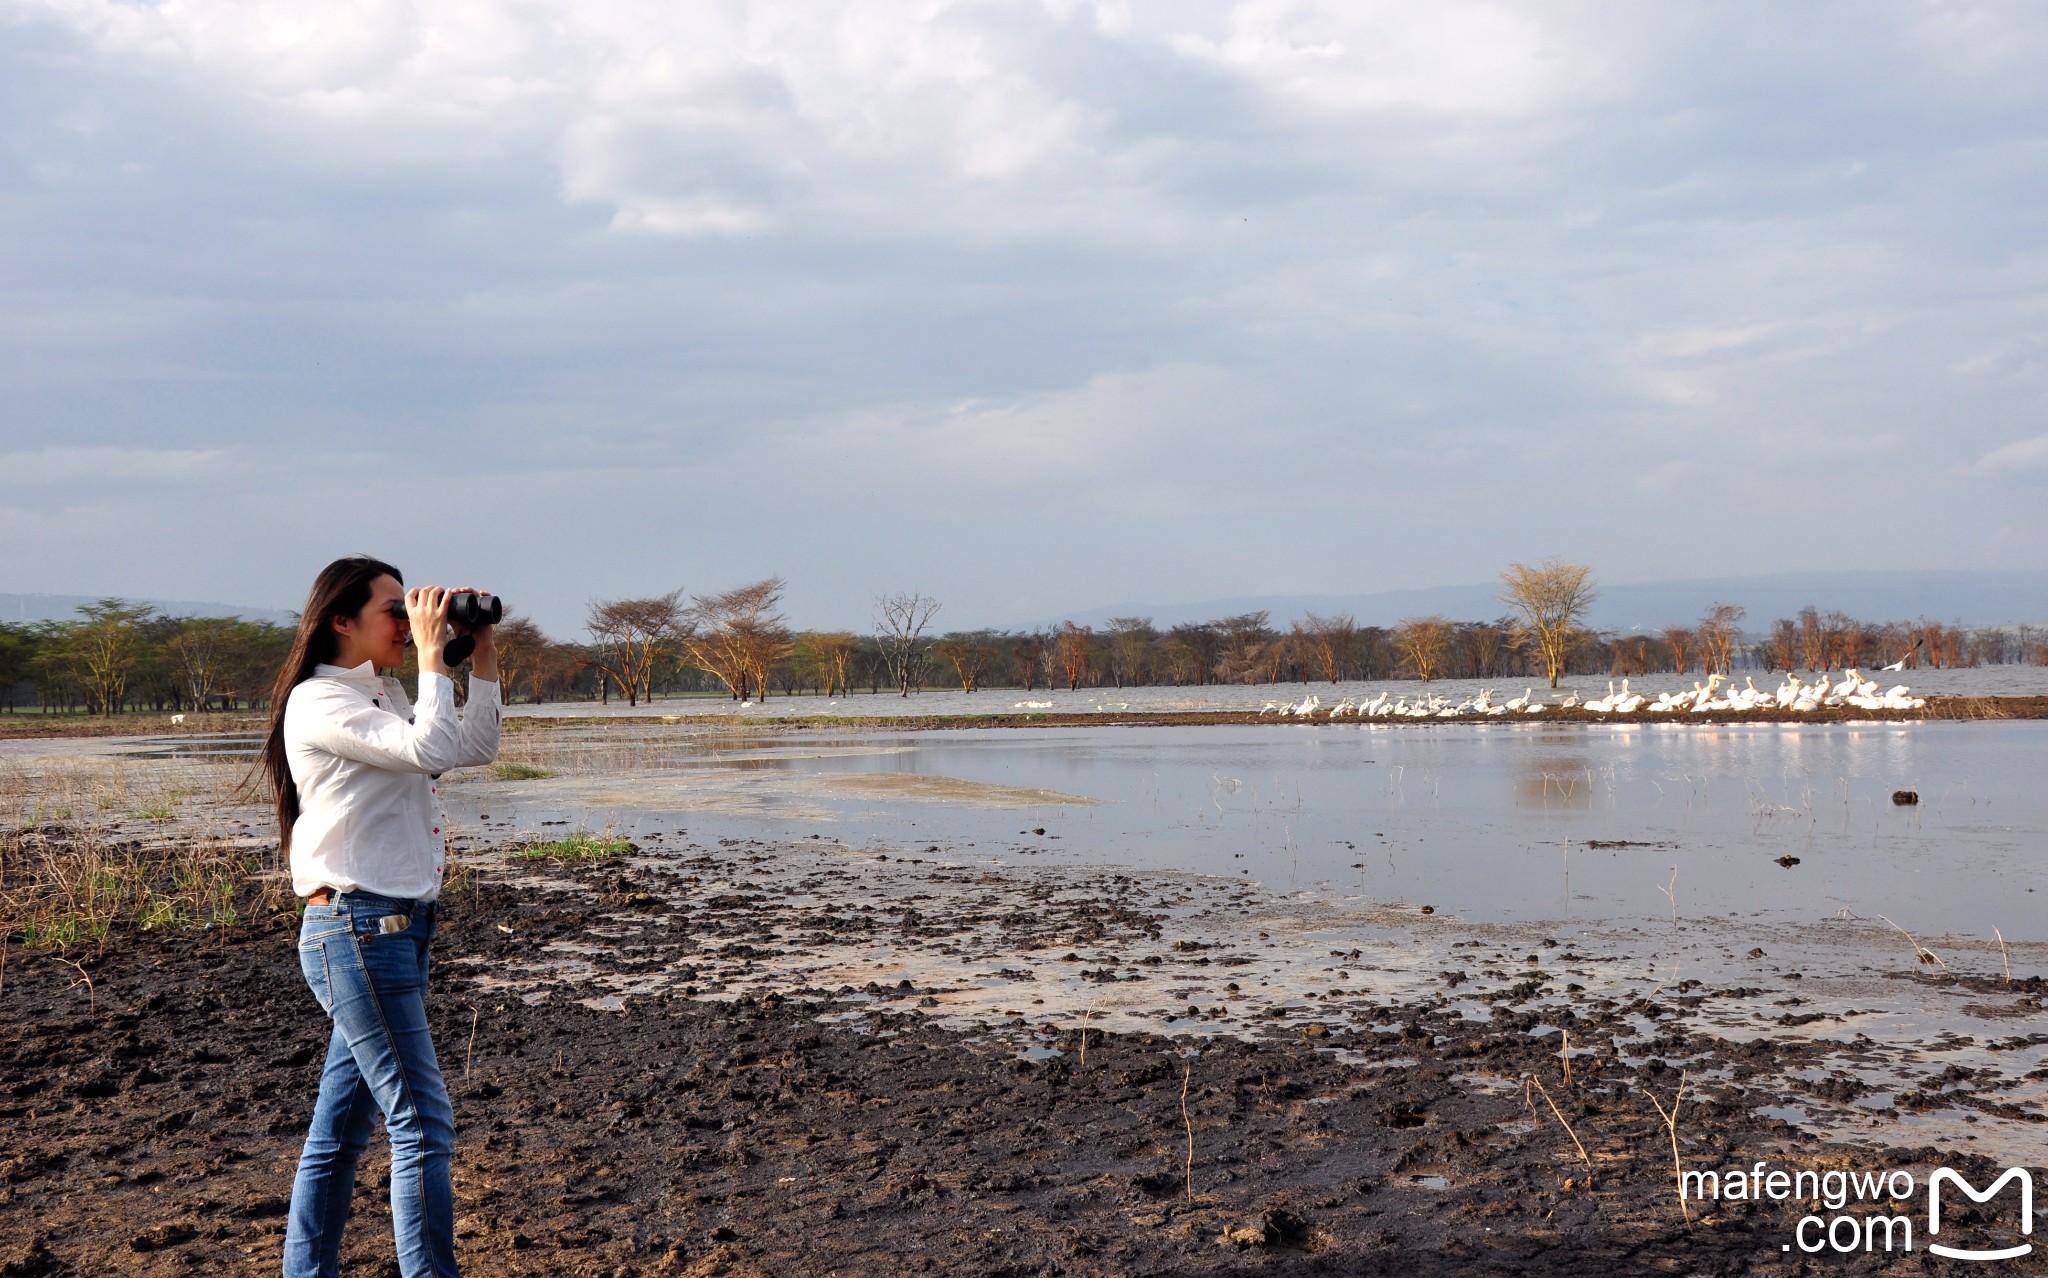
top-left (313, 660), bottom-right (381, 680)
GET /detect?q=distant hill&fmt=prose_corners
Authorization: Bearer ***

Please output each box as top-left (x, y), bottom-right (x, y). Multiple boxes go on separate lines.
top-left (0, 592), bottom-right (296, 626)
top-left (1041, 571), bottom-right (2048, 634)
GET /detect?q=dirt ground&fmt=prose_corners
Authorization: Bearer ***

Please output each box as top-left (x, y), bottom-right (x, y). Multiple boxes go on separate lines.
top-left (4, 855), bottom-right (2032, 1277)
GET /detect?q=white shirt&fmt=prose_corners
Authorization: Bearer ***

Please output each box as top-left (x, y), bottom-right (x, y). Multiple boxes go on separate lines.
top-left (284, 660), bottom-right (501, 902)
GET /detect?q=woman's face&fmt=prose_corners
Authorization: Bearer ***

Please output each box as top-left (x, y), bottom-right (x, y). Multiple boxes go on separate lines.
top-left (331, 574), bottom-right (409, 671)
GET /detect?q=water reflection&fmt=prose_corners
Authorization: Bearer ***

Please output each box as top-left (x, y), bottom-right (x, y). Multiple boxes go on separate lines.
top-left (448, 720), bottom-right (2047, 940)
top-left (124, 733), bottom-right (264, 760)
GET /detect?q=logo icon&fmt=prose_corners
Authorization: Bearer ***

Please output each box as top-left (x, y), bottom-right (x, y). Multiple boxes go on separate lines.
top-left (1927, 1168), bottom-right (2033, 1262)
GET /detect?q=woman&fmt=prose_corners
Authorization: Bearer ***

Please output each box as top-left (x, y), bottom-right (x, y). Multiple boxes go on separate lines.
top-left (257, 555), bottom-right (501, 1278)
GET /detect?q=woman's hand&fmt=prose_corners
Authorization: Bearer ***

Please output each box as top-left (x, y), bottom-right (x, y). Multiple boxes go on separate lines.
top-left (407, 586), bottom-right (453, 677)
top-left (457, 586), bottom-right (502, 683)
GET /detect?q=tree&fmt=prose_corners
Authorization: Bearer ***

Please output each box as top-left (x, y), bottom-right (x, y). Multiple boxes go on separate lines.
top-left (1463, 620), bottom-right (1510, 678)
top-left (797, 631), bottom-right (861, 696)
top-left (587, 591), bottom-right (686, 706)
top-left (1767, 618), bottom-right (1799, 673)
top-left (1156, 633), bottom-right (1199, 685)
top-left (1010, 632), bottom-right (1046, 691)
top-left (873, 593), bottom-right (941, 697)
top-left (1165, 623), bottom-right (1220, 684)
top-left (1500, 560), bottom-right (1597, 689)
top-left (934, 631), bottom-right (1002, 692)
top-left (1104, 617), bottom-right (1155, 688)
top-left (0, 623), bottom-right (33, 712)
top-left (73, 599), bottom-right (156, 714)
top-left (1294, 613), bottom-right (1356, 683)
top-left (686, 578), bottom-right (793, 701)
top-left (1695, 603), bottom-right (1746, 675)
top-left (494, 617), bottom-right (550, 703)
top-left (1051, 622), bottom-right (1093, 691)
top-left (1212, 613), bottom-right (1273, 684)
top-left (166, 616), bottom-right (240, 712)
top-left (1796, 607), bottom-right (1826, 670)
top-left (1391, 615), bottom-right (1453, 682)
top-left (532, 640), bottom-right (590, 702)
top-left (1661, 627), bottom-right (1694, 675)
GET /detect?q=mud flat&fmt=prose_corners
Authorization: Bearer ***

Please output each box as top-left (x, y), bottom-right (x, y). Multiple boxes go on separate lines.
top-left (3, 833), bottom-right (2043, 1277)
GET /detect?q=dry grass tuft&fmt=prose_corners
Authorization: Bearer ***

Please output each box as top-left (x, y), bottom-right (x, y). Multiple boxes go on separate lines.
top-left (1, 825), bottom-right (291, 950)
top-left (1525, 1076), bottom-right (1594, 1186)
top-left (1940, 696), bottom-right (2012, 721)
top-left (1643, 1071), bottom-right (1692, 1225)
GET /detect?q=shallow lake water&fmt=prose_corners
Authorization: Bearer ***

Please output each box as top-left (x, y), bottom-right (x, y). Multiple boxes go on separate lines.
top-left (508, 665), bottom-right (2048, 720)
top-left (457, 720), bottom-right (2045, 943)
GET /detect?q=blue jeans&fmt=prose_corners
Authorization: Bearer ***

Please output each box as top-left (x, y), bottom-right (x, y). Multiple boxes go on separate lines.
top-left (284, 893), bottom-right (459, 1278)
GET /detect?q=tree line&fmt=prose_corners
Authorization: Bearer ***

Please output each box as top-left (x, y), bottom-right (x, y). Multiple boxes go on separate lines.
top-left (5, 565), bottom-right (2043, 714)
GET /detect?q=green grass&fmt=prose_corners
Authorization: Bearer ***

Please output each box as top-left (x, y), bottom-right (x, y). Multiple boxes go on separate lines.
top-left (491, 761), bottom-right (556, 780)
top-left (509, 833), bottom-right (633, 861)
top-left (130, 801), bottom-right (179, 821)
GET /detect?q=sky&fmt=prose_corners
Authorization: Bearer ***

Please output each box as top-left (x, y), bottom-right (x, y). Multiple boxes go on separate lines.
top-left (2, 1), bottom-right (2045, 638)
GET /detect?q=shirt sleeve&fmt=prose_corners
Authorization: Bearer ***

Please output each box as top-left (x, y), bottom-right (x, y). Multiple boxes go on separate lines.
top-left (453, 677), bottom-right (503, 769)
top-left (288, 673), bottom-right (466, 775)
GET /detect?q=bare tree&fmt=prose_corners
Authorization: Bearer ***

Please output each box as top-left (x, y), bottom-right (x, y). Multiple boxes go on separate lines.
top-left (1695, 603), bottom-right (1746, 675)
top-left (1295, 613), bottom-right (1357, 683)
top-left (1499, 560), bottom-right (1597, 689)
top-left (686, 578), bottom-right (792, 701)
top-left (874, 592), bottom-right (942, 697)
top-left (587, 591), bottom-right (686, 706)
top-left (1391, 615), bottom-right (1453, 682)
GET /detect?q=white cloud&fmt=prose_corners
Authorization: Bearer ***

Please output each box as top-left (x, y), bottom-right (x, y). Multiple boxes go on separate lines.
top-left (1159, 0), bottom-right (1591, 119)
top-left (1622, 322), bottom-right (1785, 364)
top-left (800, 363), bottom-right (1262, 509)
top-left (5, 1), bottom-right (2048, 622)
top-left (1961, 433), bottom-right (2048, 478)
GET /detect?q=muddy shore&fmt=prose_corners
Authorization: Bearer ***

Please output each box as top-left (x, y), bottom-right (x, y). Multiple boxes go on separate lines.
top-left (4, 851), bottom-right (2037, 1277)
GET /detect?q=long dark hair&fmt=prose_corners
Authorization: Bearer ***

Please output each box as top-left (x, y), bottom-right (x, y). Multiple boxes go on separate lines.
top-left (256, 556), bottom-right (403, 856)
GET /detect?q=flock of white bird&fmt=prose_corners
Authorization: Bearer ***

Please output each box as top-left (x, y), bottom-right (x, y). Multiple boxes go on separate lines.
top-left (1259, 668), bottom-right (1928, 719)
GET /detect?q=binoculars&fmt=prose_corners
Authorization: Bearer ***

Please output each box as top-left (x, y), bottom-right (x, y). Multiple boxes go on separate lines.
top-left (388, 592), bottom-right (503, 666)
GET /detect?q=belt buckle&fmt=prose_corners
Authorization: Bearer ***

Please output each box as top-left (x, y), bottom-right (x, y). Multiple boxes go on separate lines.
top-left (377, 913), bottom-right (412, 935)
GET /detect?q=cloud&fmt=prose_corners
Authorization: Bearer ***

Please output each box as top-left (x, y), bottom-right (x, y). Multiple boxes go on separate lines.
top-left (4, 1), bottom-right (2048, 627)
top-left (1961, 433), bottom-right (2048, 478)
top-left (1161, 0), bottom-right (1591, 119)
